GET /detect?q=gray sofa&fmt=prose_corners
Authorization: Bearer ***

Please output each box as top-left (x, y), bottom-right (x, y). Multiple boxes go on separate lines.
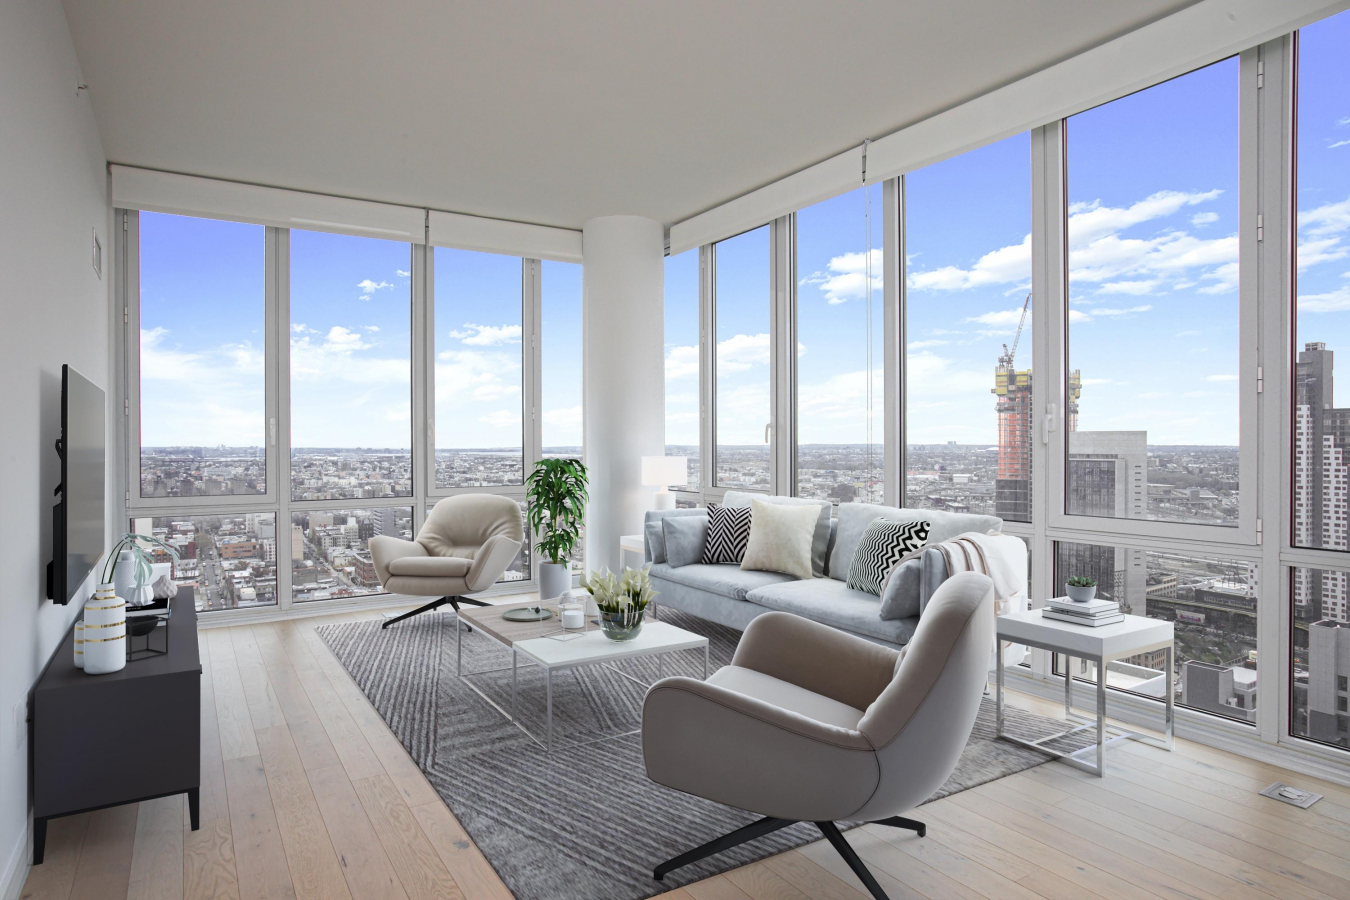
top-left (643, 494), bottom-right (1007, 651)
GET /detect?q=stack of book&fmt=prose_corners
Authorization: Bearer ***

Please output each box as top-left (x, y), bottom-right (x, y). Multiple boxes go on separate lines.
top-left (1042, 596), bottom-right (1123, 627)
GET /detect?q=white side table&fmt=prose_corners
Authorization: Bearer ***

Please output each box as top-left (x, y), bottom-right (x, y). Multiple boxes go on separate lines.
top-left (620, 534), bottom-right (645, 570)
top-left (995, 608), bottom-right (1174, 776)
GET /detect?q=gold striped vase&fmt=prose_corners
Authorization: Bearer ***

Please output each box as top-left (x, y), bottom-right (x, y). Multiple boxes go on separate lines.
top-left (73, 621), bottom-right (85, 669)
top-left (83, 583), bottom-right (126, 675)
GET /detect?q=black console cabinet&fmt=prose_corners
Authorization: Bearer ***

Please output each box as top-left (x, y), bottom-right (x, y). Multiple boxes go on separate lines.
top-left (30, 591), bottom-right (200, 864)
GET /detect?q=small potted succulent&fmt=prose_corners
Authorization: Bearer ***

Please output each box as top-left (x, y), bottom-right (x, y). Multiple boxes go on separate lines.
top-left (581, 565), bottom-right (656, 641)
top-left (1065, 575), bottom-right (1098, 603)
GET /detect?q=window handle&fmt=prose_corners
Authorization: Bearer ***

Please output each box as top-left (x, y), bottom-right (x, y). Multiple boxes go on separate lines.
top-left (764, 423), bottom-right (771, 444)
top-left (1042, 403), bottom-right (1056, 444)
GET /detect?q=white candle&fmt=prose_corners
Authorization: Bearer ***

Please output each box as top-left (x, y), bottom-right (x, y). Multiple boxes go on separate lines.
top-left (562, 607), bottom-right (584, 629)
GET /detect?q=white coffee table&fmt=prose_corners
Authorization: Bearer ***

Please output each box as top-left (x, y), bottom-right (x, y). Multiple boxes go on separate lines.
top-left (457, 600), bottom-right (709, 752)
top-left (995, 607), bottom-right (1174, 776)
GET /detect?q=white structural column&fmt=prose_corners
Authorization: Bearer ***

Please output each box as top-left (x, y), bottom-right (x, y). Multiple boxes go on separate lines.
top-left (582, 216), bottom-right (665, 572)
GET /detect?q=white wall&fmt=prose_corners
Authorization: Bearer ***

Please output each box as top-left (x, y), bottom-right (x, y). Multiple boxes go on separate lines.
top-left (0, 0), bottom-right (109, 894)
top-left (582, 216), bottom-right (666, 572)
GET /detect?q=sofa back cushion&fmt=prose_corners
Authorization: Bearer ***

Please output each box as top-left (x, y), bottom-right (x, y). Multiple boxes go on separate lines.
top-left (829, 504), bottom-right (1002, 580)
top-left (722, 491), bottom-right (832, 577)
top-left (644, 508), bottom-right (709, 563)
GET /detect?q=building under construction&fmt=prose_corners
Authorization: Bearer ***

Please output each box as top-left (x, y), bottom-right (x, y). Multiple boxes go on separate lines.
top-left (991, 295), bottom-right (1081, 520)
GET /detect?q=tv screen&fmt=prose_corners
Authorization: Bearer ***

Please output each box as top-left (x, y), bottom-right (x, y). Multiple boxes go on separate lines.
top-left (50, 364), bottom-right (105, 604)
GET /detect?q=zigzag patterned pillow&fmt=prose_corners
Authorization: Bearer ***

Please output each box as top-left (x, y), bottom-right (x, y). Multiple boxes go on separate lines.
top-left (846, 519), bottom-right (930, 596)
top-left (701, 504), bottom-right (753, 565)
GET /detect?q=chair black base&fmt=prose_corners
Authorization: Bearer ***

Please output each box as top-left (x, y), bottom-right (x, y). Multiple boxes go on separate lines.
top-left (652, 814), bottom-right (924, 900)
top-left (380, 595), bottom-right (489, 629)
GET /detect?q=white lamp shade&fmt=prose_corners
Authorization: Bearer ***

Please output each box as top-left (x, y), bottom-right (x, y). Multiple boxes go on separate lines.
top-left (642, 455), bottom-right (688, 487)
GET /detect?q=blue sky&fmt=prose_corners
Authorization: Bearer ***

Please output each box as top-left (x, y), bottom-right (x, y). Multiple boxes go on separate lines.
top-left (139, 213), bottom-right (267, 447)
top-left (292, 230), bottom-right (412, 448)
top-left (1295, 10), bottom-right (1350, 383)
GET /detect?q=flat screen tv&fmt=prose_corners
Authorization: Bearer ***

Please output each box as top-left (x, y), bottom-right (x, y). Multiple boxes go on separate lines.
top-left (47, 364), bottom-right (105, 604)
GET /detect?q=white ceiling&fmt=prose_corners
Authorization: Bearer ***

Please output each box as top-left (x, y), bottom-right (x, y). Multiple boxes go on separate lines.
top-left (62, 0), bottom-right (1196, 231)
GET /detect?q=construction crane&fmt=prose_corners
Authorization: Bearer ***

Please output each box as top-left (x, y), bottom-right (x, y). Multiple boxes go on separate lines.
top-left (998, 293), bottom-right (1032, 372)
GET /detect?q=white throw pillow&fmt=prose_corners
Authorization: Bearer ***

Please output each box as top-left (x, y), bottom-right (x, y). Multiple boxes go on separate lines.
top-left (740, 498), bottom-right (817, 580)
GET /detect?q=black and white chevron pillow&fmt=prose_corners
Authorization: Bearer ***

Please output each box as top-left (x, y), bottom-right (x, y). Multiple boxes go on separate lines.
top-left (847, 519), bottom-right (930, 596)
top-left (701, 504), bottom-right (753, 565)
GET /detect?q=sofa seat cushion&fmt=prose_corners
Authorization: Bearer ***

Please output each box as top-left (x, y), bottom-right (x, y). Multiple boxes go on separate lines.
top-left (707, 665), bottom-right (865, 730)
top-left (386, 556), bottom-right (472, 577)
top-left (649, 562), bottom-right (797, 601)
top-left (746, 578), bottom-right (919, 646)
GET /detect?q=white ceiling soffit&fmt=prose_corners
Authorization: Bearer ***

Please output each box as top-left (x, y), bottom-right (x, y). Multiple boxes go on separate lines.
top-left (110, 165), bottom-right (583, 258)
top-left (668, 0), bottom-right (1350, 255)
top-left (67, 0), bottom-right (1205, 233)
top-left (111, 165), bottom-right (426, 242)
top-left (428, 210), bottom-right (581, 263)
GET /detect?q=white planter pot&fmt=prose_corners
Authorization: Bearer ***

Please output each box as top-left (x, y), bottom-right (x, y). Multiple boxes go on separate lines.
top-left (538, 562), bottom-right (571, 603)
top-left (83, 583), bottom-right (127, 675)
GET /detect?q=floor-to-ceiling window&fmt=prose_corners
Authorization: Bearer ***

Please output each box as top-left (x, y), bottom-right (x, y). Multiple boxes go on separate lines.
top-left (665, 248), bottom-right (701, 496)
top-left (131, 212), bottom-right (277, 611)
top-left (432, 247), bottom-right (524, 488)
top-left (289, 231), bottom-right (413, 602)
top-left (1066, 58), bottom-right (1242, 529)
top-left (713, 226), bottom-right (772, 490)
top-left (903, 134), bottom-right (1032, 519)
top-left (1291, 8), bottom-right (1350, 750)
top-left (1054, 56), bottom-right (1254, 717)
top-left (795, 184), bottom-right (884, 504)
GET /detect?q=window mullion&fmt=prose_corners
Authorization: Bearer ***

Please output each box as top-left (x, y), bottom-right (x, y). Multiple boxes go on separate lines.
top-left (411, 241), bottom-right (430, 538)
top-left (771, 215), bottom-right (795, 496)
top-left (884, 177), bottom-right (902, 508)
top-left (700, 243), bottom-right (715, 499)
top-left (273, 227), bottom-right (293, 614)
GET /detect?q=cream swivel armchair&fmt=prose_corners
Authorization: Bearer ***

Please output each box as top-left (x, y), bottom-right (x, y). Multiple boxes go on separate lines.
top-left (371, 494), bottom-right (524, 629)
top-left (642, 572), bottom-right (995, 900)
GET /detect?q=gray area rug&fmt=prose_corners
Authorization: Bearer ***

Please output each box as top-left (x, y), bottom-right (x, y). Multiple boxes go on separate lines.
top-left (317, 608), bottom-right (1084, 900)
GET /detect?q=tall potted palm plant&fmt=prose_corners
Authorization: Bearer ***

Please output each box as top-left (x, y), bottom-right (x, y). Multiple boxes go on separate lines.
top-left (525, 457), bottom-right (589, 603)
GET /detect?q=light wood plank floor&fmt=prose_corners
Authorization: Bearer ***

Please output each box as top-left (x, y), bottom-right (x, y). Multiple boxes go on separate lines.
top-left (22, 597), bottom-right (1350, 900)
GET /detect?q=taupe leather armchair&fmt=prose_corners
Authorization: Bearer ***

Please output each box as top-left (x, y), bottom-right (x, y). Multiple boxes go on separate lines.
top-left (370, 494), bottom-right (524, 629)
top-left (642, 572), bottom-right (995, 900)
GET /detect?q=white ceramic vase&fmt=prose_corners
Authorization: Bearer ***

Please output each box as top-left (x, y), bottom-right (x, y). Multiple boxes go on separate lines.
top-left (73, 621), bottom-right (85, 669)
top-left (538, 561), bottom-right (570, 604)
top-left (83, 583), bottom-right (127, 675)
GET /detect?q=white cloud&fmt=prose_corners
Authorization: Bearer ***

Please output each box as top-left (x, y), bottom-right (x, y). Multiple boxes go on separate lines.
top-left (803, 249), bottom-right (882, 304)
top-left (1098, 280), bottom-right (1159, 295)
top-left (396, 269), bottom-right (411, 278)
top-left (1330, 140), bottom-right (1350, 150)
top-left (1175, 330), bottom-right (1201, 337)
top-left (363, 325), bottom-right (380, 333)
top-left (1300, 283), bottom-right (1350, 313)
top-left (1298, 237), bottom-right (1350, 271)
top-left (1191, 212), bottom-right (1219, 227)
top-left (1092, 305), bottom-right (1153, 316)
top-left (907, 339), bottom-right (950, 350)
top-left (543, 405), bottom-right (582, 429)
top-left (665, 344), bottom-right (699, 381)
top-left (1205, 374), bottom-right (1238, 382)
top-left (434, 349), bottom-right (521, 405)
top-left (324, 325), bottom-right (368, 349)
top-left (964, 309), bottom-right (1025, 328)
top-left (908, 235), bottom-right (1030, 292)
top-left (447, 323), bottom-right (523, 346)
top-left (717, 332), bottom-right (770, 373)
top-left (357, 279), bottom-right (394, 300)
top-left (479, 409), bottom-right (521, 429)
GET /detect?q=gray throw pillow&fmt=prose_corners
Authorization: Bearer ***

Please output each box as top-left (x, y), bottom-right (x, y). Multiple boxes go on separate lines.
top-left (644, 520), bottom-right (667, 564)
top-left (663, 516), bottom-right (710, 568)
top-left (878, 557), bottom-right (923, 620)
top-left (722, 491), bottom-right (832, 577)
top-left (846, 519), bottom-right (929, 596)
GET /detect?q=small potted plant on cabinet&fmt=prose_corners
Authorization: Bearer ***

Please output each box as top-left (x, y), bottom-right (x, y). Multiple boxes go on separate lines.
top-left (525, 457), bottom-right (589, 604)
top-left (1065, 575), bottom-right (1098, 603)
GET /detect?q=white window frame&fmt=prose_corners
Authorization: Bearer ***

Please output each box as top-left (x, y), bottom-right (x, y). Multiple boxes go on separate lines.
top-left (1044, 51), bottom-right (1262, 549)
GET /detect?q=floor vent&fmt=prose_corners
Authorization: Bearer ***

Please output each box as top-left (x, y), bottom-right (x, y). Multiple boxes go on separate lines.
top-left (1260, 782), bottom-right (1322, 808)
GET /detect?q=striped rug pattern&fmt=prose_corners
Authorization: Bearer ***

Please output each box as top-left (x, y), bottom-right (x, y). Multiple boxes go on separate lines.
top-left (316, 609), bottom-right (1082, 900)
